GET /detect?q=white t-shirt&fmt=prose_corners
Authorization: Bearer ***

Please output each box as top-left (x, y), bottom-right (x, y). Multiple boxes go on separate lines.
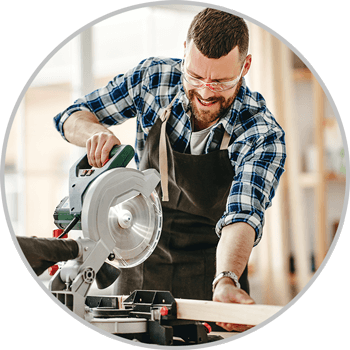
top-left (190, 124), bottom-right (217, 155)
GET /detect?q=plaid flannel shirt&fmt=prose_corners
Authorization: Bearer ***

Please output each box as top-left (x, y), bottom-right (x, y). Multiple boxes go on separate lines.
top-left (54, 57), bottom-right (286, 245)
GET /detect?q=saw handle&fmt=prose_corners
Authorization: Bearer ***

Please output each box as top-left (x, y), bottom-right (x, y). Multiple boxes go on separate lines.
top-left (75, 144), bottom-right (134, 174)
top-left (102, 145), bottom-right (125, 167)
top-left (101, 144), bottom-right (135, 170)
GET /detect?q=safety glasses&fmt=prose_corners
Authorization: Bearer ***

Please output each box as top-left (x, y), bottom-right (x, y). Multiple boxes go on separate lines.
top-left (181, 59), bottom-right (245, 92)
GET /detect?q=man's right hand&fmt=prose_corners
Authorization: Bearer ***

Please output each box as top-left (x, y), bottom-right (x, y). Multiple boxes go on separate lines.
top-left (86, 131), bottom-right (121, 168)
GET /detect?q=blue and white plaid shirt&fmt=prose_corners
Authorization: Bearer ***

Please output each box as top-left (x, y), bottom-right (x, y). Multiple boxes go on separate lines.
top-left (54, 57), bottom-right (286, 245)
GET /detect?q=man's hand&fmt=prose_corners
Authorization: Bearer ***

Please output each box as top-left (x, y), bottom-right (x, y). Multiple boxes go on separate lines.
top-left (86, 131), bottom-right (121, 167)
top-left (213, 277), bottom-right (255, 332)
top-left (63, 111), bottom-right (121, 167)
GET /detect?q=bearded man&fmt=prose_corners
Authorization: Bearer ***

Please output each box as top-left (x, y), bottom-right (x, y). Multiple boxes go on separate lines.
top-left (54, 8), bottom-right (286, 332)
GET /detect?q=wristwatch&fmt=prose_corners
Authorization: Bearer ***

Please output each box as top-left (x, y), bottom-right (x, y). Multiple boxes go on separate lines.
top-left (212, 271), bottom-right (241, 292)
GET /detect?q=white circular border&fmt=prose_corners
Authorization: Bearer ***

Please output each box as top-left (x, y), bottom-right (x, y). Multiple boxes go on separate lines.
top-left (0, 0), bottom-right (350, 349)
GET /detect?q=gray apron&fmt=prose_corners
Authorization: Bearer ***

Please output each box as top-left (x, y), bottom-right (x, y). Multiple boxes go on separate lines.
top-left (115, 95), bottom-right (249, 300)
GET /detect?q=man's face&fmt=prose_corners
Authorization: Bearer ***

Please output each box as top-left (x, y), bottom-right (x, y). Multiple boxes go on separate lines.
top-left (183, 41), bottom-right (249, 131)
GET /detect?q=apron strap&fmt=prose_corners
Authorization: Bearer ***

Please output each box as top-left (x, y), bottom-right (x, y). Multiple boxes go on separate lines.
top-left (159, 92), bottom-right (181, 201)
top-left (220, 131), bottom-right (231, 150)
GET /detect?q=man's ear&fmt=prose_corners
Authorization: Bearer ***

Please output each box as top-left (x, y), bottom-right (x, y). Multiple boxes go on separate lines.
top-left (242, 54), bottom-right (252, 77)
top-left (184, 41), bottom-right (187, 57)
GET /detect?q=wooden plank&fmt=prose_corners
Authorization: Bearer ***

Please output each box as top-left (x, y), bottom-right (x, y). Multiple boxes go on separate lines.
top-left (176, 299), bottom-right (282, 326)
top-left (210, 332), bottom-right (237, 338)
top-left (116, 295), bottom-right (282, 326)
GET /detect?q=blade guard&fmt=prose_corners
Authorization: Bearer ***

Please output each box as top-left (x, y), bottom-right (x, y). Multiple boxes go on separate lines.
top-left (80, 167), bottom-right (162, 267)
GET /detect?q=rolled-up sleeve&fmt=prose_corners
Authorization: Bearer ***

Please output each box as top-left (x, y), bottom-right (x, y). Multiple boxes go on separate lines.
top-left (54, 102), bottom-right (93, 141)
top-left (216, 123), bottom-right (286, 246)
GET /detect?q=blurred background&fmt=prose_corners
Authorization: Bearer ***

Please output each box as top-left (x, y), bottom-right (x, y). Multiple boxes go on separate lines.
top-left (3, 4), bottom-right (348, 306)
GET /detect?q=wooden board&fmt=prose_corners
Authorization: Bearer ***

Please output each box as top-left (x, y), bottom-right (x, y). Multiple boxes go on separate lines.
top-left (211, 332), bottom-right (237, 339)
top-left (116, 295), bottom-right (282, 326)
top-left (176, 299), bottom-right (282, 326)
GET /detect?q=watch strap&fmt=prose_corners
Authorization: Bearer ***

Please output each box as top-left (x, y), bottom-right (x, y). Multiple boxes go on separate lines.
top-left (212, 271), bottom-right (241, 292)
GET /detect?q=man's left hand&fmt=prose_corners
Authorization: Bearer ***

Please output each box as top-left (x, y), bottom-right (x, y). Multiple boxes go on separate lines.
top-left (213, 277), bottom-right (255, 332)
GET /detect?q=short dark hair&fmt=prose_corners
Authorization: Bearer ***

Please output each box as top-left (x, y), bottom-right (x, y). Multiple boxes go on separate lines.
top-left (186, 8), bottom-right (249, 61)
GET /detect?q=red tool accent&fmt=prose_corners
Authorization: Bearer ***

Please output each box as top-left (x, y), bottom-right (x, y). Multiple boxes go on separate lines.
top-left (48, 264), bottom-right (59, 276)
top-left (102, 158), bottom-right (110, 167)
top-left (203, 322), bottom-right (212, 333)
top-left (160, 306), bottom-right (168, 316)
top-left (48, 229), bottom-right (66, 275)
top-left (53, 229), bottom-right (66, 238)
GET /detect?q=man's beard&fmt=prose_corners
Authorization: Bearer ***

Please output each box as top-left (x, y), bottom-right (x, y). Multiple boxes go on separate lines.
top-left (185, 79), bottom-right (242, 131)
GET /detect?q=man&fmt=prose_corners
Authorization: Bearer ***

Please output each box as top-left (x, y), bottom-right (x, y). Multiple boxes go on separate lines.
top-left (54, 8), bottom-right (286, 331)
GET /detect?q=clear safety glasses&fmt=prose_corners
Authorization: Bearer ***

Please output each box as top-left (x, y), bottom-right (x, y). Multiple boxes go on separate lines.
top-left (181, 59), bottom-right (245, 93)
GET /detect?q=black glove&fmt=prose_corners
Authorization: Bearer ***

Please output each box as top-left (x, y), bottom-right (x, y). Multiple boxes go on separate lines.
top-left (17, 236), bottom-right (79, 276)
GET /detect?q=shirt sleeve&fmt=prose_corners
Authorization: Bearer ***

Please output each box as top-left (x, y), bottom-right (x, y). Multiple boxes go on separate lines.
top-left (215, 123), bottom-right (286, 246)
top-left (53, 59), bottom-right (152, 140)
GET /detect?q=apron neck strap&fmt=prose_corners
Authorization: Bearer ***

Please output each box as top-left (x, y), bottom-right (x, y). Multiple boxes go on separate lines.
top-left (220, 131), bottom-right (231, 150)
top-left (160, 93), bottom-right (180, 122)
top-left (159, 92), bottom-right (181, 201)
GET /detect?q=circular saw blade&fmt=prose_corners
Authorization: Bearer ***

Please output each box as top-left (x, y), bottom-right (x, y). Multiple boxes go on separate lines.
top-left (108, 191), bottom-right (162, 267)
top-left (81, 168), bottom-right (162, 269)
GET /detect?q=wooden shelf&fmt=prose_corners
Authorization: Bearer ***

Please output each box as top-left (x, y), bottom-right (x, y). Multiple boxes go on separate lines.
top-left (293, 67), bottom-right (312, 81)
top-left (291, 67), bottom-right (345, 189)
top-left (289, 67), bottom-right (346, 283)
top-left (300, 171), bottom-right (346, 188)
top-left (325, 171), bottom-right (346, 183)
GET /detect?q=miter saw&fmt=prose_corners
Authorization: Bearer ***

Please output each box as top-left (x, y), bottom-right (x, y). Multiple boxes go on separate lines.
top-left (49, 144), bottom-right (162, 311)
top-left (52, 144), bottom-right (162, 269)
top-left (48, 145), bottom-right (218, 345)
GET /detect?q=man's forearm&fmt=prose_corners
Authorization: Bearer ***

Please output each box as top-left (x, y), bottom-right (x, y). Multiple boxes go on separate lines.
top-left (214, 222), bottom-right (256, 330)
top-left (216, 222), bottom-right (255, 280)
top-left (63, 111), bottom-right (113, 147)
